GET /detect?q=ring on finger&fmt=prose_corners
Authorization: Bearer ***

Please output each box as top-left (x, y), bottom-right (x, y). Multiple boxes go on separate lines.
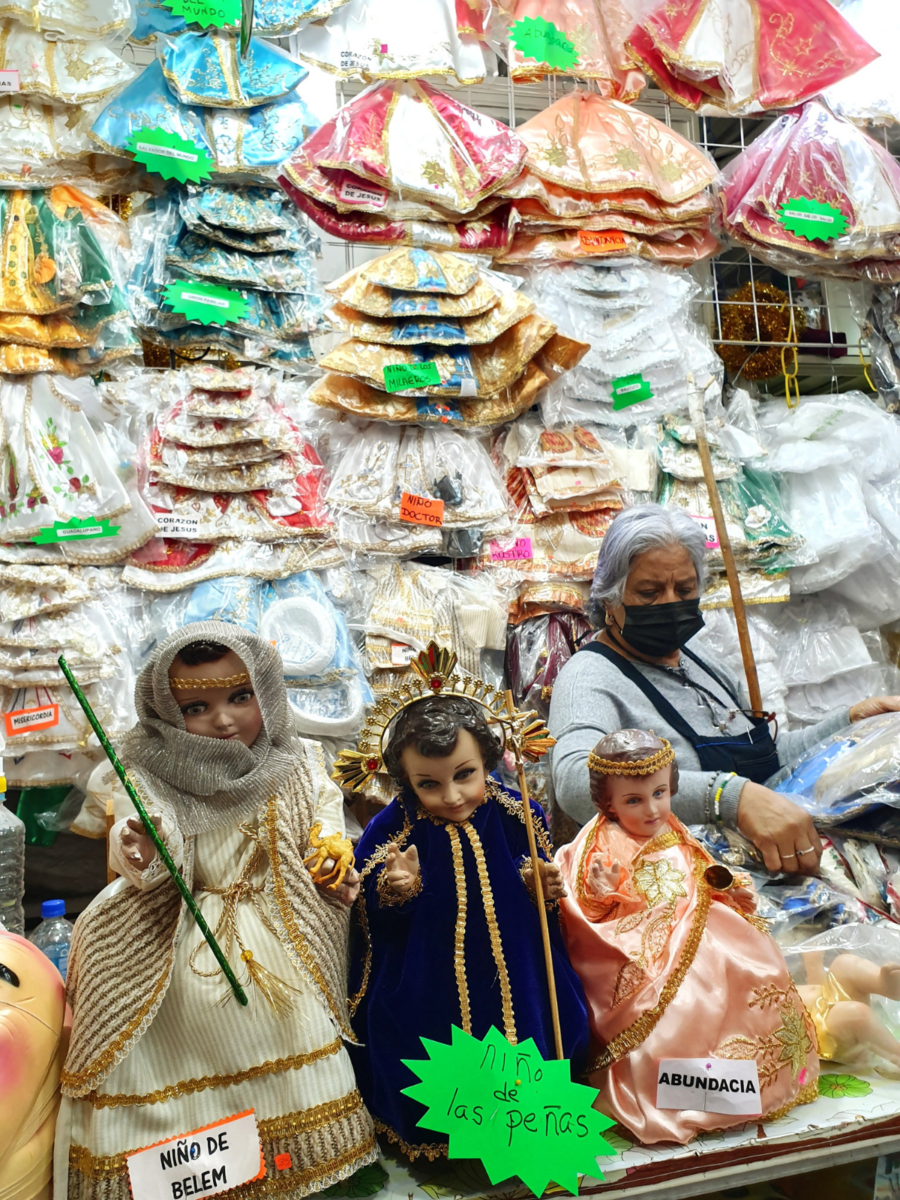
top-left (797, 847), bottom-right (817, 855)
top-left (782, 852), bottom-right (797, 859)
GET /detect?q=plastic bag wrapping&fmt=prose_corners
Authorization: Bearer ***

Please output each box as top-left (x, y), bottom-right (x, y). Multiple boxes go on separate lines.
top-left (852, 283), bottom-right (900, 415)
top-left (505, 611), bottom-right (592, 721)
top-left (621, 0), bottom-right (877, 115)
top-left (721, 102), bottom-right (900, 282)
top-left (690, 606), bottom-right (788, 732)
top-left (823, 0), bottom-right (900, 127)
top-left (133, 0), bottom-right (352, 39)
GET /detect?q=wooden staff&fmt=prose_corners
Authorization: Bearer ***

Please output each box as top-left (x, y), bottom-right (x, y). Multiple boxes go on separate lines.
top-left (688, 379), bottom-right (763, 714)
top-left (504, 691), bottom-right (564, 1060)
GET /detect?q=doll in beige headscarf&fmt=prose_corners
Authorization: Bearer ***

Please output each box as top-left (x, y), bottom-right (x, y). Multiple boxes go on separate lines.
top-left (55, 621), bottom-right (376, 1200)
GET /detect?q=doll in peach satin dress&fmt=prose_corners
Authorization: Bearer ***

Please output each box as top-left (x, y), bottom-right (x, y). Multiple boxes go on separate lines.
top-left (555, 730), bottom-right (819, 1145)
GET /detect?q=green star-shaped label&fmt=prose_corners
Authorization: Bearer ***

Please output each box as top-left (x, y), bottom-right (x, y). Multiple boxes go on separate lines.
top-left (162, 281), bottom-right (248, 325)
top-left (124, 127), bottom-right (214, 184)
top-left (31, 517), bottom-right (120, 544)
top-left (160, 0), bottom-right (240, 26)
top-left (402, 1025), bottom-right (616, 1196)
top-left (777, 196), bottom-right (848, 243)
top-left (611, 373), bottom-right (654, 410)
top-left (509, 15), bottom-right (579, 71)
top-left (382, 361), bottom-right (442, 392)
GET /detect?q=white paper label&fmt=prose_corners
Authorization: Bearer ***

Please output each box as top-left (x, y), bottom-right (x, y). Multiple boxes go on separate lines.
top-left (179, 291), bottom-right (229, 309)
top-left (135, 142), bottom-right (198, 163)
top-left (155, 513), bottom-right (201, 538)
top-left (657, 1058), bottom-right (762, 1116)
top-left (782, 209), bottom-right (835, 225)
top-left (0, 69), bottom-right (20, 92)
top-left (127, 1110), bottom-right (263, 1200)
top-left (338, 178), bottom-right (387, 209)
top-left (688, 513), bottom-right (719, 550)
top-left (391, 642), bottom-right (416, 667)
top-left (459, 377), bottom-right (478, 398)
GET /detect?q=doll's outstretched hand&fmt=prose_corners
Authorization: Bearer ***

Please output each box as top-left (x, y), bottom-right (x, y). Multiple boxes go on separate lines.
top-left (587, 856), bottom-right (621, 896)
top-left (521, 859), bottom-right (566, 902)
top-left (383, 844), bottom-right (420, 894)
top-left (120, 815), bottom-right (162, 872)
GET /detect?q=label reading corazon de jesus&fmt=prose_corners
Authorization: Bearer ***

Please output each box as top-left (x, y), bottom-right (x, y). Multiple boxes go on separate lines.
top-left (657, 1058), bottom-right (762, 1116)
top-left (127, 1110), bottom-right (264, 1200)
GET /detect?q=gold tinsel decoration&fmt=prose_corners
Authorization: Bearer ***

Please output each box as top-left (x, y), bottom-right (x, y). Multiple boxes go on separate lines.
top-left (716, 281), bottom-right (807, 381)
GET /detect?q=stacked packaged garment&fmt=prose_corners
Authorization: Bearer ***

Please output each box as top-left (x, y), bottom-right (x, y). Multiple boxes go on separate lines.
top-left (0, 190), bottom-right (140, 376)
top-left (122, 365), bottom-right (343, 591)
top-left (310, 247), bottom-right (588, 427)
top-left (0, 374), bottom-right (156, 566)
top-left (278, 80), bottom-right (525, 255)
top-left (90, 35), bottom-right (319, 179)
top-left (127, 184), bottom-right (330, 368)
top-left (518, 258), bottom-right (721, 427)
top-left (133, 0), bottom-right (352, 41)
top-left (0, 0), bottom-right (138, 188)
top-left (721, 102), bottom-right (900, 282)
top-left (288, 0), bottom-right (487, 86)
top-left (624, 0), bottom-right (877, 115)
top-left (480, 418), bottom-right (630, 579)
top-left (823, 0), bottom-right (900, 127)
top-left (0, 564), bottom-right (135, 787)
top-left (495, 91), bottom-right (719, 267)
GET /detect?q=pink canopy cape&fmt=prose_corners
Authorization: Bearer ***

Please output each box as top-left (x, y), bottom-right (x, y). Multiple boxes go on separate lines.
top-left (556, 814), bottom-right (819, 1145)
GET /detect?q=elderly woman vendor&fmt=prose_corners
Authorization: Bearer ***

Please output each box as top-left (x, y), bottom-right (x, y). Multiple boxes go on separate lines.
top-left (549, 504), bottom-right (900, 874)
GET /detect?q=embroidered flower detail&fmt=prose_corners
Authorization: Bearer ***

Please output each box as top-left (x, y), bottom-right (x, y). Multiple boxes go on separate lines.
top-left (48, 446), bottom-right (64, 465)
top-left (774, 1004), bottom-right (812, 1080)
top-left (422, 161), bottom-right (448, 188)
top-left (613, 146), bottom-right (641, 172)
top-left (631, 857), bottom-right (686, 909)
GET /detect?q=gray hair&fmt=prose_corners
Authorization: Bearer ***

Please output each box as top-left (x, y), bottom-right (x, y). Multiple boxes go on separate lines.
top-left (587, 504), bottom-right (708, 627)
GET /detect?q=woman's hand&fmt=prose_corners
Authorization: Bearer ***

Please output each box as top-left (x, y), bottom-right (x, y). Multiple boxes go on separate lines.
top-left (327, 866), bottom-right (360, 906)
top-left (521, 859), bottom-right (567, 902)
top-left (586, 856), bottom-right (621, 896)
top-left (383, 844), bottom-right (420, 894)
top-left (849, 696), bottom-right (900, 723)
top-left (120, 815), bottom-right (162, 872)
top-left (736, 782), bottom-right (822, 875)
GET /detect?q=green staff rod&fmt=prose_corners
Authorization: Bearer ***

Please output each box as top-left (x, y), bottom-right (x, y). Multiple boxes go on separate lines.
top-left (58, 654), bottom-right (248, 1006)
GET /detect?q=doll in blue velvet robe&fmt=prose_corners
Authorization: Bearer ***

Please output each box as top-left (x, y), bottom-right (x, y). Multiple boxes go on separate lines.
top-left (348, 695), bottom-right (589, 1161)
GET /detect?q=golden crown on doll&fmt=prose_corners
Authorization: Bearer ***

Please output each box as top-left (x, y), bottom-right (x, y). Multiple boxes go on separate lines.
top-left (331, 640), bottom-right (556, 792)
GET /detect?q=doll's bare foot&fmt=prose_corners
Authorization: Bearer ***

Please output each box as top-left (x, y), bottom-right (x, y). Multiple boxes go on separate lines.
top-left (880, 963), bottom-right (900, 1000)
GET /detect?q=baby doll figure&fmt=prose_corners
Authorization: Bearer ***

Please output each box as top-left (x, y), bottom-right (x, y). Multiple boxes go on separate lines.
top-left (347, 694), bottom-right (589, 1161)
top-left (797, 954), bottom-right (900, 1072)
top-left (55, 621), bottom-right (376, 1200)
top-left (556, 729), bottom-right (819, 1146)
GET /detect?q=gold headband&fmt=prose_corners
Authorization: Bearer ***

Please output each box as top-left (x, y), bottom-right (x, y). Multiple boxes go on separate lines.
top-left (587, 740), bottom-right (675, 777)
top-left (168, 672), bottom-right (251, 691)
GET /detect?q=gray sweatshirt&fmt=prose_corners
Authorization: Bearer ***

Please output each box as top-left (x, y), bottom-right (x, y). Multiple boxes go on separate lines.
top-left (548, 643), bottom-right (851, 829)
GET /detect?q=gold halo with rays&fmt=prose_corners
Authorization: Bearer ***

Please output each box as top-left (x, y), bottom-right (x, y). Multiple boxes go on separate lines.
top-left (331, 641), bottom-right (555, 793)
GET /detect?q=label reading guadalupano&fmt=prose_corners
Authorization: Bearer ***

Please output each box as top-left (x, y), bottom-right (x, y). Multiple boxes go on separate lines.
top-left (31, 517), bottom-right (120, 543)
top-left (4, 703), bottom-right (59, 737)
top-left (127, 1110), bottom-right (264, 1200)
top-left (383, 361), bottom-right (442, 393)
top-left (657, 1058), bottom-right (762, 1116)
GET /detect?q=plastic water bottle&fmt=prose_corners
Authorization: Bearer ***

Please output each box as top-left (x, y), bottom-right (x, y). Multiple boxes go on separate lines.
top-left (30, 900), bottom-right (73, 981)
top-left (0, 777), bottom-right (25, 937)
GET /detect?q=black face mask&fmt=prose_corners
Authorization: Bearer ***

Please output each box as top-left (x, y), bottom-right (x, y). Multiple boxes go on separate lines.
top-left (617, 598), bottom-right (705, 659)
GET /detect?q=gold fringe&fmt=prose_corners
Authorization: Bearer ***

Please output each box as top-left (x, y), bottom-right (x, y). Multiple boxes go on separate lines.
top-left (446, 823), bottom-right (472, 1036)
top-left (374, 1118), bottom-right (447, 1161)
top-left (258, 1089), bottom-right (364, 1137)
top-left (462, 820), bottom-right (517, 1046)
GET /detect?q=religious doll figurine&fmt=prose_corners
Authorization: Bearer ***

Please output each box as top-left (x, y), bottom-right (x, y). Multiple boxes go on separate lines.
top-left (797, 955), bottom-right (900, 1072)
top-left (55, 621), bottom-right (376, 1200)
top-left (556, 729), bottom-right (819, 1146)
top-left (335, 643), bottom-right (589, 1161)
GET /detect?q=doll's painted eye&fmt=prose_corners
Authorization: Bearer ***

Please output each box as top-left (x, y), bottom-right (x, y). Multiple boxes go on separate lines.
top-left (0, 963), bottom-right (20, 987)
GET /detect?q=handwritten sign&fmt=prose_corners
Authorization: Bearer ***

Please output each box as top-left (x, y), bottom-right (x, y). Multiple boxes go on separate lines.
top-left (579, 231), bottom-right (627, 252)
top-left (383, 361), bottom-right (441, 393)
top-left (688, 513), bottom-right (719, 550)
top-left (657, 1058), bottom-right (761, 1116)
top-left (160, 0), bottom-right (240, 26)
top-left (127, 1110), bottom-right (264, 1200)
top-left (611, 373), bottom-right (654, 410)
top-left (402, 1026), bottom-right (615, 1196)
top-left (5, 704), bottom-right (59, 737)
top-left (509, 16), bottom-right (579, 71)
top-left (399, 492), bottom-right (444, 527)
top-left (777, 196), bottom-right (847, 243)
top-left (489, 537), bottom-right (533, 562)
top-left (31, 517), bottom-right (120, 543)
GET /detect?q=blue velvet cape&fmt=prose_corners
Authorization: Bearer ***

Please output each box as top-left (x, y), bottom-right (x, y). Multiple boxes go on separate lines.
top-left (348, 779), bottom-right (589, 1159)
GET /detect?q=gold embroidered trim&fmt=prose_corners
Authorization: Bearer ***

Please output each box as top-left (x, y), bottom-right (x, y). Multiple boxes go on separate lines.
top-left (374, 1117), bottom-right (447, 1162)
top-left (764, 1076), bottom-right (819, 1121)
top-left (82, 1036), bottom-right (343, 1109)
top-left (590, 856), bottom-right (711, 1071)
top-left (257, 1089), bottom-right (364, 1137)
top-left (69, 1132), bottom-right (377, 1185)
top-left (376, 862), bottom-right (422, 906)
top-left (168, 671), bottom-right (251, 690)
top-left (349, 810), bottom-right (413, 1014)
top-left (588, 740), bottom-right (675, 776)
top-left (262, 795), bottom-right (353, 1039)
top-left (447, 822), bottom-right (472, 1035)
top-left (461, 820), bottom-right (517, 1045)
top-left (490, 778), bottom-right (553, 857)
